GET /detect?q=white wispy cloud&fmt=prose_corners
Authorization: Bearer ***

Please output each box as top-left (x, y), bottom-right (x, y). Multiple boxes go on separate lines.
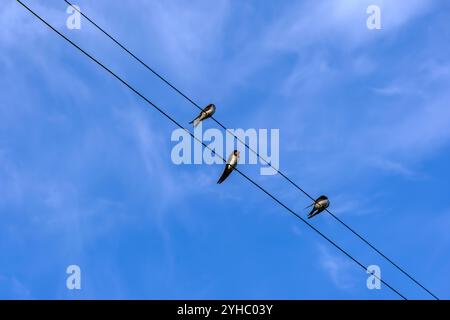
top-left (317, 244), bottom-right (357, 290)
top-left (132, 0), bottom-right (229, 82)
top-left (0, 1), bottom-right (66, 48)
top-left (0, 276), bottom-right (33, 299)
top-left (2, 0), bottom-right (449, 298)
top-left (263, 0), bottom-right (433, 52)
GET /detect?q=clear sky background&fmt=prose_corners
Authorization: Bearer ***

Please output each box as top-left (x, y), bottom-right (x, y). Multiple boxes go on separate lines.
top-left (1, 0), bottom-right (450, 299)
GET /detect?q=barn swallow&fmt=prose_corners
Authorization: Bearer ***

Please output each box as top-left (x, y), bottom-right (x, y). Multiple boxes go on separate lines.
top-left (189, 104), bottom-right (216, 127)
top-left (306, 195), bottom-right (330, 219)
top-left (217, 150), bottom-right (240, 184)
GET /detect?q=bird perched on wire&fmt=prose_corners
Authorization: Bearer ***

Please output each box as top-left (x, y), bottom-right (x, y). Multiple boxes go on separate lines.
top-left (189, 103), bottom-right (216, 127)
top-left (306, 195), bottom-right (330, 219)
top-left (217, 150), bottom-right (240, 184)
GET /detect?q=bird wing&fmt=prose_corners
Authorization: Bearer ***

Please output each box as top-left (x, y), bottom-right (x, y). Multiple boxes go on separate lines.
top-left (308, 210), bottom-right (319, 219)
top-left (189, 111), bottom-right (206, 124)
top-left (308, 205), bottom-right (317, 216)
top-left (189, 115), bottom-right (199, 124)
top-left (217, 165), bottom-right (232, 184)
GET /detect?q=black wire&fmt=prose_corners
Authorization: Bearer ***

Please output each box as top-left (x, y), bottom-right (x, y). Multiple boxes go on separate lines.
top-left (17, 0), bottom-right (408, 300)
top-left (62, 0), bottom-right (439, 300)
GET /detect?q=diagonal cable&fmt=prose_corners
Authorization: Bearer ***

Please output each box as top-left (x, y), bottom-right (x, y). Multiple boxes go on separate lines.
top-left (17, 0), bottom-right (407, 300)
top-left (62, 0), bottom-right (438, 300)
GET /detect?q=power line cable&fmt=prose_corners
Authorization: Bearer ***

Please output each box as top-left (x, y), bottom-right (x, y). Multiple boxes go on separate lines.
top-left (62, 0), bottom-right (439, 300)
top-left (17, 0), bottom-right (407, 300)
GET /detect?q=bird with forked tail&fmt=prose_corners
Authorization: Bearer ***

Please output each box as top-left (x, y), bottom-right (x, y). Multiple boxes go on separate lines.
top-left (217, 150), bottom-right (240, 184)
top-left (190, 104), bottom-right (216, 127)
top-left (306, 195), bottom-right (330, 219)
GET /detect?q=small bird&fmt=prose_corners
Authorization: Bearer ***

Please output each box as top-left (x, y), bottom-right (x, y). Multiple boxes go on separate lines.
top-left (217, 150), bottom-right (240, 184)
top-left (189, 104), bottom-right (216, 127)
top-left (306, 195), bottom-right (330, 219)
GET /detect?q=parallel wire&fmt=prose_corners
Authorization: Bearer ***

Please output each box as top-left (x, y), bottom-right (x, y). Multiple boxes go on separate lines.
top-left (17, 0), bottom-right (408, 300)
top-left (62, 0), bottom-right (439, 300)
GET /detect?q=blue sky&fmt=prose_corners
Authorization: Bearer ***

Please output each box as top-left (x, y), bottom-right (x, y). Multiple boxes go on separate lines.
top-left (1, 0), bottom-right (449, 299)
